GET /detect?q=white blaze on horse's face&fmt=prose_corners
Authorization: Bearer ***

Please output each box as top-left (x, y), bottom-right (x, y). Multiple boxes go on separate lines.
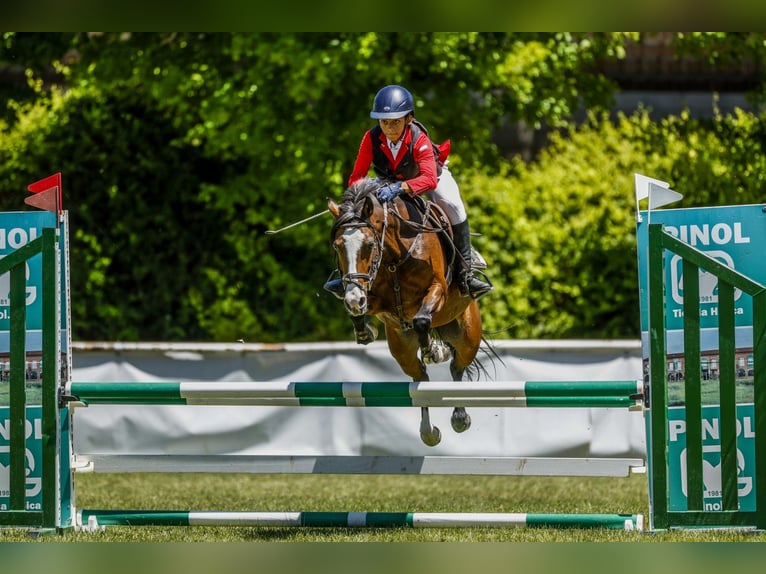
top-left (342, 227), bottom-right (370, 316)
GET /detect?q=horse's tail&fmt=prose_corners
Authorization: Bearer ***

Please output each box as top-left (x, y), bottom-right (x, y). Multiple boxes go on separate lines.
top-left (476, 334), bottom-right (505, 381)
top-left (453, 333), bottom-right (504, 382)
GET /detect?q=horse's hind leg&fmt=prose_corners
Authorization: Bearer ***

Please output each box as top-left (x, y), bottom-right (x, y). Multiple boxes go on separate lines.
top-left (449, 360), bottom-right (471, 434)
top-left (440, 303), bottom-right (482, 434)
top-left (419, 406), bottom-right (441, 447)
top-left (386, 329), bottom-right (442, 447)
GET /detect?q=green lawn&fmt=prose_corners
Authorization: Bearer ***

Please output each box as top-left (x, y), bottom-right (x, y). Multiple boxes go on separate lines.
top-left (667, 378), bottom-right (754, 406)
top-left (0, 381), bottom-right (42, 407)
top-left (1, 473), bottom-right (765, 542)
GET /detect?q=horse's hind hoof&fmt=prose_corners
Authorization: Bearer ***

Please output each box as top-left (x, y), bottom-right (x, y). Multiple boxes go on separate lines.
top-left (420, 426), bottom-right (442, 447)
top-left (451, 409), bottom-right (471, 433)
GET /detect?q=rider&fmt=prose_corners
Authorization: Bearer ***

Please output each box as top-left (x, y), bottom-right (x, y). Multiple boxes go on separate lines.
top-left (324, 84), bottom-right (492, 300)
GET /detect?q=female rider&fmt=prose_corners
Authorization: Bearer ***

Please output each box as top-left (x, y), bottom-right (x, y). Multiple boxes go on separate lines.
top-left (325, 84), bottom-right (492, 300)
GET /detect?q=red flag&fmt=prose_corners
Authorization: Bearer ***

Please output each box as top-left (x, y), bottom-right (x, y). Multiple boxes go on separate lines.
top-left (26, 172), bottom-right (63, 214)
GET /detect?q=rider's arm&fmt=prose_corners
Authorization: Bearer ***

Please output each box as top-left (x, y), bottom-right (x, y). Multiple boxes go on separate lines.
top-left (348, 131), bottom-right (375, 187)
top-left (403, 132), bottom-right (439, 196)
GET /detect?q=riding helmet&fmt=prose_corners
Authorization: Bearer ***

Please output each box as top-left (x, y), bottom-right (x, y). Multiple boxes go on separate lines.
top-left (370, 85), bottom-right (414, 119)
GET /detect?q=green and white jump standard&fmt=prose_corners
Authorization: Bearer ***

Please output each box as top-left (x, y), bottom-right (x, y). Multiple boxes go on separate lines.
top-left (65, 380), bottom-right (643, 408)
top-left (77, 510), bottom-right (643, 531)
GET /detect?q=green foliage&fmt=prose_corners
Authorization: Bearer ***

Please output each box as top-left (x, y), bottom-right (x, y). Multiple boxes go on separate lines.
top-left (465, 117), bottom-right (643, 339)
top-left (471, 108), bottom-right (766, 339)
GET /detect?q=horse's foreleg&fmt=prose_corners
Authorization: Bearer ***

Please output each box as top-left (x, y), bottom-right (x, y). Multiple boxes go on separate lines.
top-left (413, 286), bottom-right (450, 364)
top-left (351, 315), bottom-right (378, 345)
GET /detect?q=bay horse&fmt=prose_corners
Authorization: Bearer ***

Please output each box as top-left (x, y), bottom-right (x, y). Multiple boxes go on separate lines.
top-left (328, 178), bottom-right (484, 446)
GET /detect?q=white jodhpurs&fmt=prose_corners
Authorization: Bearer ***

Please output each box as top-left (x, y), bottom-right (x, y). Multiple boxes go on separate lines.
top-left (422, 165), bottom-right (467, 225)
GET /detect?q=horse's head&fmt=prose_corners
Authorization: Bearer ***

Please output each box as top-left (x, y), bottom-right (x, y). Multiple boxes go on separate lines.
top-left (328, 179), bottom-right (387, 316)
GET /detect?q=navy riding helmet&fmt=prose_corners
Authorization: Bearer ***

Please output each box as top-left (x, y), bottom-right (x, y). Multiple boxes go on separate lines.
top-left (370, 85), bottom-right (414, 119)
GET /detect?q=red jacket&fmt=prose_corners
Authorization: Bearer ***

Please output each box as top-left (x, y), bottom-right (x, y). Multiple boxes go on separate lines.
top-left (348, 124), bottom-right (449, 195)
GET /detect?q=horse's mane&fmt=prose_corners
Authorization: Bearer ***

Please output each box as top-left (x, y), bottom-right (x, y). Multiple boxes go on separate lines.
top-left (329, 179), bottom-right (380, 241)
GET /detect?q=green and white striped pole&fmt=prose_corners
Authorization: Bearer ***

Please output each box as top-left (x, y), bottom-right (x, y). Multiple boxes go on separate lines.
top-left (78, 510), bottom-right (643, 530)
top-left (66, 380), bottom-right (643, 408)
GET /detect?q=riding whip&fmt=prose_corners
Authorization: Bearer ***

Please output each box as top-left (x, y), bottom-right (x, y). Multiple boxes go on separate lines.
top-left (264, 209), bottom-right (330, 235)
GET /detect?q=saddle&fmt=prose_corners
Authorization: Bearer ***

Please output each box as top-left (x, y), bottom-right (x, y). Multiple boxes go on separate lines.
top-left (398, 194), bottom-right (454, 262)
top-left (397, 195), bottom-right (488, 272)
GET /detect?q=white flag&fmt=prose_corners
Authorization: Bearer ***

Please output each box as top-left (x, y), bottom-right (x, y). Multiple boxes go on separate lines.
top-left (648, 182), bottom-right (683, 209)
top-left (634, 173), bottom-right (669, 202)
top-left (634, 173), bottom-right (682, 222)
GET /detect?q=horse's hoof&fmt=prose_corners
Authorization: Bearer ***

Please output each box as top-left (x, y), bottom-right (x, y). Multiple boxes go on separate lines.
top-left (420, 425), bottom-right (442, 447)
top-left (423, 342), bottom-right (450, 364)
top-left (354, 324), bottom-right (378, 345)
top-left (451, 410), bottom-right (471, 433)
top-left (355, 332), bottom-right (370, 345)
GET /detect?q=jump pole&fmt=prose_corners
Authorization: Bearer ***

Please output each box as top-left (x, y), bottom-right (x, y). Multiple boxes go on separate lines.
top-left (77, 510), bottom-right (643, 531)
top-left (65, 380), bottom-right (644, 409)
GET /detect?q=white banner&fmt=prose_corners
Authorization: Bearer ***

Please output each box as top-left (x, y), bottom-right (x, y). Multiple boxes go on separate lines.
top-left (70, 340), bottom-right (646, 459)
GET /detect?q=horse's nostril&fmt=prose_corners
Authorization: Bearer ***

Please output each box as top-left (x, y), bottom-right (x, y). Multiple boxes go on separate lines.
top-left (359, 296), bottom-right (366, 308)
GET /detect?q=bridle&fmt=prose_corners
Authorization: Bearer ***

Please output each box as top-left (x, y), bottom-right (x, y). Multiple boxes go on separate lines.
top-left (337, 200), bottom-right (434, 331)
top-left (337, 202), bottom-right (390, 293)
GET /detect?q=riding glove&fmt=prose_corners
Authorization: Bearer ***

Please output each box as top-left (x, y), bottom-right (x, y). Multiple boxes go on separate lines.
top-left (377, 182), bottom-right (403, 202)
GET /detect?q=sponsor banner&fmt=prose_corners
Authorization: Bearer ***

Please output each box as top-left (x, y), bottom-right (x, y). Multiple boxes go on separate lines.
top-left (666, 404), bottom-right (756, 511)
top-left (636, 204), bottom-right (766, 357)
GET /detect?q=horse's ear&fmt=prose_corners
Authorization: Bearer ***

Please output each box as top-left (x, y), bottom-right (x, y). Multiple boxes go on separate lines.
top-left (328, 199), bottom-right (341, 218)
top-left (362, 196), bottom-right (374, 219)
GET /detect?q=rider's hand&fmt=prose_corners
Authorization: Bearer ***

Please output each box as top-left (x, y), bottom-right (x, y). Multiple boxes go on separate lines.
top-left (377, 181), bottom-right (403, 203)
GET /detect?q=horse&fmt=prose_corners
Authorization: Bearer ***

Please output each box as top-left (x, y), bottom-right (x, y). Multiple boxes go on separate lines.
top-left (327, 178), bottom-right (484, 446)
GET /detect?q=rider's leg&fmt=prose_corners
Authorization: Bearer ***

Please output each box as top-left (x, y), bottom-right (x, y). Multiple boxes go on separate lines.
top-left (323, 273), bottom-right (345, 299)
top-left (427, 167), bottom-right (493, 300)
top-left (451, 219), bottom-right (492, 299)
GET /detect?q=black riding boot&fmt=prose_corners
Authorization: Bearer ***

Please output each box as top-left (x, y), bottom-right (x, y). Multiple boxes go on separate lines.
top-left (452, 220), bottom-right (493, 300)
top-left (323, 276), bottom-right (345, 300)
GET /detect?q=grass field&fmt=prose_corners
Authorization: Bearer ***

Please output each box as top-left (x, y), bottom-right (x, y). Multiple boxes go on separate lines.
top-left (0, 381), bottom-right (43, 406)
top-left (667, 378), bottom-right (754, 406)
top-left (2, 472), bottom-right (765, 542)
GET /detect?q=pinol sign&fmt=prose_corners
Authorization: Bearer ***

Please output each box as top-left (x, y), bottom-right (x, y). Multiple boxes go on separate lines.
top-left (637, 204), bottom-right (766, 334)
top-left (0, 407), bottom-right (44, 511)
top-left (666, 404), bottom-right (756, 512)
top-left (0, 212), bottom-right (58, 333)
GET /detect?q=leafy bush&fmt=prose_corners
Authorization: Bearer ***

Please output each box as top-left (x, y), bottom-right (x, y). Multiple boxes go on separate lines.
top-left (467, 108), bottom-right (766, 339)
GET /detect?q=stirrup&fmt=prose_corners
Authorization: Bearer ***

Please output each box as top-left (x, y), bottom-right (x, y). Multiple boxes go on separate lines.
top-left (460, 270), bottom-right (493, 300)
top-left (323, 278), bottom-right (345, 300)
